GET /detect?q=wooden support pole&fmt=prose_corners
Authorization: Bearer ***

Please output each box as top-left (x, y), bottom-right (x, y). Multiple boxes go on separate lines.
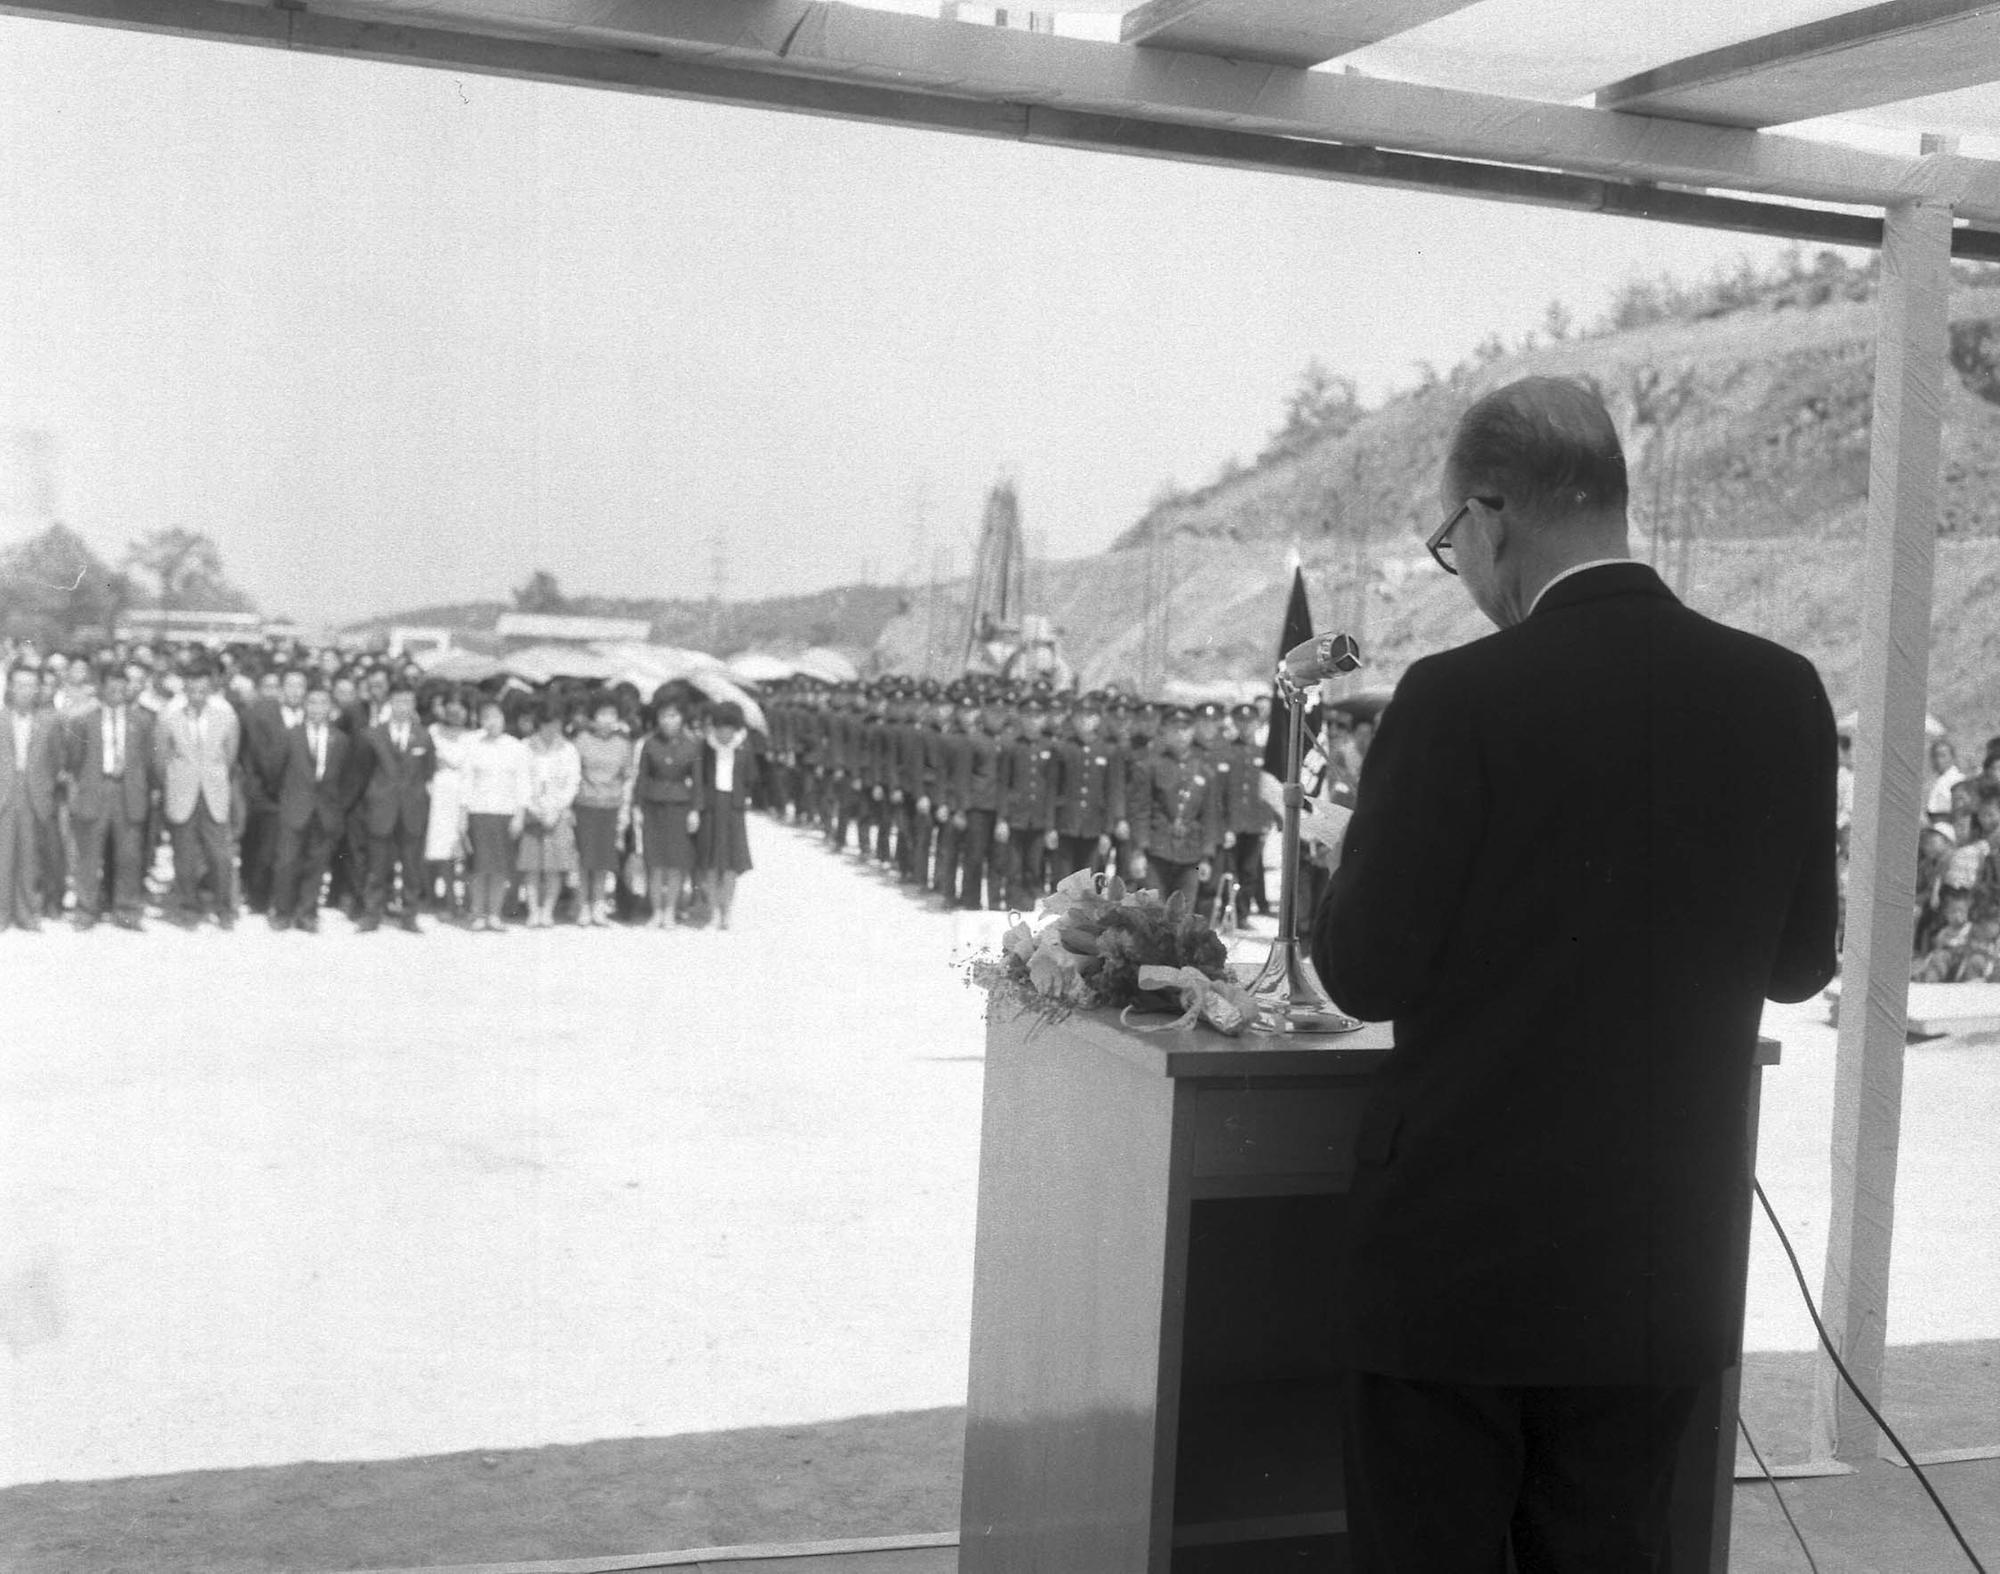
top-left (1810, 192), bottom-right (1953, 1464)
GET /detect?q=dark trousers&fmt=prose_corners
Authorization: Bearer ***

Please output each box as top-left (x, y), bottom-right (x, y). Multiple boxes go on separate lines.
top-left (169, 805), bottom-right (236, 918)
top-left (36, 804), bottom-right (67, 915)
top-left (1146, 854), bottom-right (1201, 906)
top-left (274, 817), bottom-right (340, 921)
top-left (933, 814), bottom-right (959, 898)
top-left (1057, 834), bottom-right (1109, 885)
top-left (239, 804), bottom-right (280, 913)
top-left (72, 813), bottom-right (146, 918)
top-left (1007, 826), bottom-right (1052, 909)
top-left (874, 796), bottom-right (897, 863)
top-left (366, 820), bottom-right (425, 917)
top-left (958, 808), bottom-right (999, 910)
top-left (327, 807), bottom-right (369, 912)
top-left (1230, 831), bottom-right (1268, 917)
top-left (1343, 1371), bottom-right (1701, 1574)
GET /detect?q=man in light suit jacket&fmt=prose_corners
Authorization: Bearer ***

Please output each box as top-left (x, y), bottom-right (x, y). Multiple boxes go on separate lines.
top-left (354, 679), bottom-right (434, 932)
top-left (155, 660), bottom-right (242, 927)
top-left (65, 662), bottom-right (156, 929)
top-left (1311, 377), bottom-right (1839, 1574)
top-left (1, 662), bottom-right (62, 930)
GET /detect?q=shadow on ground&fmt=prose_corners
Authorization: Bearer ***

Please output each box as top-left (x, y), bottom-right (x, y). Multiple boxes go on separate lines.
top-left (0, 1408), bottom-right (965, 1574)
top-left (5, 1345), bottom-right (1997, 1574)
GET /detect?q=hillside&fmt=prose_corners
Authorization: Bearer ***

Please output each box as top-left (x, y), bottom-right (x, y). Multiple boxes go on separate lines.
top-left (878, 275), bottom-right (2000, 737)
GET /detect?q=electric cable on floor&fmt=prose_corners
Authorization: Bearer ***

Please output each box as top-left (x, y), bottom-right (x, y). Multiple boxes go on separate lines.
top-left (1752, 1177), bottom-right (1989, 1574)
top-left (1738, 1414), bottom-right (1822, 1574)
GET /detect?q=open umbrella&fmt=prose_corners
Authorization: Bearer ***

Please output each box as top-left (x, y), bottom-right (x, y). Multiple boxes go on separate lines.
top-left (727, 652), bottom-right (797, 685)
top-left (794, 646), bottom-right (860, 685)
top-left (419, 650), bottom-right (505, 682)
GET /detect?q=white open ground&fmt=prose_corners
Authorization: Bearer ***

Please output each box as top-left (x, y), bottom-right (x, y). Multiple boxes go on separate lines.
top-left (2, 819), bottom-right (1997, 1487)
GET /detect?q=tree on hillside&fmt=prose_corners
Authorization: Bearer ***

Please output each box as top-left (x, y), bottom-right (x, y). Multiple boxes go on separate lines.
top-left (1263, 359), bottom-right (1364, 460)
top-left (123, 525), bottom-right (255, 613)
top-left (0, 523), bottom-right (135, 646)
top-left (513, 569), bottom-right (569, 613)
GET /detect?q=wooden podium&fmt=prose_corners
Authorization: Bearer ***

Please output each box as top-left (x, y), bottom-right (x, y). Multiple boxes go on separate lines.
top-left (957, 1007), bottom-right (1777, 1574)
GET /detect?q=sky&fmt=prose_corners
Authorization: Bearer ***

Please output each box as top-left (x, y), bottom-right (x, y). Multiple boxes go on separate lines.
top-left (0, 14), bottom-right (1849, 626)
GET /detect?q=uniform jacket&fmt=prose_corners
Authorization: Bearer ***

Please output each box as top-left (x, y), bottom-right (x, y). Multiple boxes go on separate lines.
top-left (955, 730), bottom-right (1007, 816)
top-left (356, 721), bottom-right (436, 838)
top-left (278, 722), bottom-right (355, 834)
top-left (155, 698), bottom-right (240, 825)
top-left (1004, 735), bottom-right (1063, 828)
top-left (636, 733), bottom-right (703, 804)
top-left (64, 703), bottom-right (154, 824)
top-left (0, 707), bottom-right (62, 821)
top-left (1055, 738), bottom-right (1126, 840)
top-left (1135, 749), bottom-right (1223, 864)
top-left (1310, 563), bottom-right (1838, 1386)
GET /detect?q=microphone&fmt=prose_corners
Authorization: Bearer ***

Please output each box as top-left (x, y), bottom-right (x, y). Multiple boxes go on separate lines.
top-left (1279, 632), bottom-right (1362, 687)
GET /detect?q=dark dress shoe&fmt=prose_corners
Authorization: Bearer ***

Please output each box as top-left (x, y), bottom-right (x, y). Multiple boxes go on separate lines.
top-left (398, 913), bottom-right (421, 933)
top-left (356, 915), bottom-right (381, 933)
top-left (216, 913), bottom-right (236, 932)
top-left (73, 913), bottom-right (99, 931)
top-left (269, 914), bottom-right (292, 932)
top-left (297, 914), bottom-right (320, 934)
top-left (113, 914), bottom-right (144, 932)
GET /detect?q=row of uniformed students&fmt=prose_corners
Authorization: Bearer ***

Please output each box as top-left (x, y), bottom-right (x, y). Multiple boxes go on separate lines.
top-left (757, 683), bottom-right (1274, 916)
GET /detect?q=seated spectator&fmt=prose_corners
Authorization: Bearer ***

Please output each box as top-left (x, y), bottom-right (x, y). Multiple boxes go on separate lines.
top-left (1917, 821), bottom-right (1956, 956)
top-left (1928, 738), bottom-right (1966, 821)
top-left (1914, 888), bottom-right (1977, 982)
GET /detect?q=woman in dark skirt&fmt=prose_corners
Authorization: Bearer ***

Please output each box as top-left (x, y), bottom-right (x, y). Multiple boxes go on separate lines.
top-left (635, 699), bottom-right (703, 928)
top-left (572, 694), bottom-right (636, 927)
top-left (696, 700), bottom-right (758, 931)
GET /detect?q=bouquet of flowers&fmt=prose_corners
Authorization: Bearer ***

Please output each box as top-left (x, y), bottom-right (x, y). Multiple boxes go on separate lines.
top-left (968, 869), bottom-right (1260, 1035)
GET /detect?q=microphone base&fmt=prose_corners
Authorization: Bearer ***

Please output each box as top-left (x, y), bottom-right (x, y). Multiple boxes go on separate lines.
top-left (1245, 938), bottom-right (1362, 1035)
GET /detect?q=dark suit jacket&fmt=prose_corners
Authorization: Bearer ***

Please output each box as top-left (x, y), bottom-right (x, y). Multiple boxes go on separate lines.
top-left (1311, 562), bottom-right (1838, 1386)
top-left (64, 704), bottom-right (154, 823)
top-left (356, 722), bottom-right (435, 839)
top-left (277, 724), bottom-right (354, 834)
top-left (241, 699), bottom-right (299, 811)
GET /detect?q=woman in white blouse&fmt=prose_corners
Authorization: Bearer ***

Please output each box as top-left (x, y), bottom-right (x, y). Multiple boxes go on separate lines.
top-left (519, 699), bottom-right (583, 928)
top-left (457, 697), bottom-right (533, 932)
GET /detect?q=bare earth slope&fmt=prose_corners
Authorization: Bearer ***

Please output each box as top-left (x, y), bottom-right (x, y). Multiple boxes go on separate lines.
top-left (879, 284), bottom-right (2000, 732)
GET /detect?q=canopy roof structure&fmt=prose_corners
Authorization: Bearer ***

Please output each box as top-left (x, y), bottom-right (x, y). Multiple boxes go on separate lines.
top-left (13, 0), bottom-right (1993, 1479)
top-left (11, 0), bottom-right (2000, 253)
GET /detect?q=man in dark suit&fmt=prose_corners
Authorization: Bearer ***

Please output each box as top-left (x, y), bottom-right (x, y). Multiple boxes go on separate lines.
top-left (1311, 376), bottom-right (1838, 1573)
top-left (239, 667), bottom-right (306, 916)
top-left (1, 662), bottom-right (62, 930)
top-left (65, 662), bottom-right (156, 929)
top-left (272, 682), bottom-right (352, 932)
top-left (355, 678), bottom-right (434, 932)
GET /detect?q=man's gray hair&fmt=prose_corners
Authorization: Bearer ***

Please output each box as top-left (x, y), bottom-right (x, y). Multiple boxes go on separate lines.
top-left (1447, 376), bottom-right (1628, 518)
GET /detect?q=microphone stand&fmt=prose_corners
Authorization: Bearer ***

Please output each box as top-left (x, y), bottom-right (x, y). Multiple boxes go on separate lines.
top-left (1247, 649), bottom-right (1358, 1034)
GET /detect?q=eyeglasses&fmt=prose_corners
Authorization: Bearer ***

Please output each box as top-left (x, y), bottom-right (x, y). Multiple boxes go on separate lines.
top-left (1428, 495), bottom-right (1502, 575)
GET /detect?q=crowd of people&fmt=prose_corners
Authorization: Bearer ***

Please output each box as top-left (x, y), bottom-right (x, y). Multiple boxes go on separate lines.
top-left (0, 634), bottom-right (1368, 938)
top-left (1907, 734), bottom-right (2000, 982)
top-left (0, 638), bottom-right (759, 934)
top-left (758, 678), bottom-right (1309, 918)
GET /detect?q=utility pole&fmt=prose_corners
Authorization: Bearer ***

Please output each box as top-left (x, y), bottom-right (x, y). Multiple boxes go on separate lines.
top-left (707, 526), bottom-right (728, 652)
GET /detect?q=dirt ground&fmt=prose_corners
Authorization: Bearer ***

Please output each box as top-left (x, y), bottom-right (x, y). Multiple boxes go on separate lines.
top-left (2, 818), bottom-right (1997, 1572)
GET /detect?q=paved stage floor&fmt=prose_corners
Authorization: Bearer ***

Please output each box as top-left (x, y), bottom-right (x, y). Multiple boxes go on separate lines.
top-left (3, 817), bottom-right (1998, 1570)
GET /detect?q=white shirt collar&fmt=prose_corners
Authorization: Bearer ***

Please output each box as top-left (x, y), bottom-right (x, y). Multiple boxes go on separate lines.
top-left (1528, 558), bottom-right (1635, 617)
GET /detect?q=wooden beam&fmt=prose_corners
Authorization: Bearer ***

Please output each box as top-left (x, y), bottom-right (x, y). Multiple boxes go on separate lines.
top-left (1119, 0), bottom-right (1479, 70)
top-left (1810, 193), bottom-right (1953, 1465)
top-left (10, 0), bottom-right (2000, 223)
top-left (1597, 0), bottom-right (2000, 130)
